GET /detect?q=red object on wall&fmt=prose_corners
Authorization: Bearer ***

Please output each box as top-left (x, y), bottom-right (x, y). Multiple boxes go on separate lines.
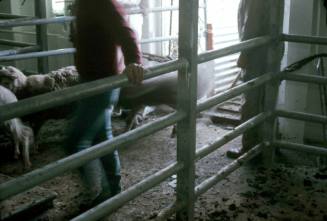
top-left (206, 23), bottom-right (214, 50)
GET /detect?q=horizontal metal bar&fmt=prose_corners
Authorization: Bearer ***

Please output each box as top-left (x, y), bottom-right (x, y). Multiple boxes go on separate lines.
top-left (276, 109), bottom-right (327, 124)
top-left (197, 71), bottom-right (281, 113)
top-left (196, 112), bottom-right (271, 160)
top-left (282, 34), bottom-right (327, 45)
top-left (0, 59), bottom-right (186, 122)
top-left (0, 5), bottom-right (201, 28)
top-left (0, 16), bottom-right (75, 28)
top-left (274, 140), bottom-right (327, 156)
top-left (128, 5), bottom-right (205, 15)
top-left (128, 6), bottom-right (179, 14)
top-left (0, 13), bottom-right (30, 19)
top-left (0, 111), bottom-right (185, 201)
top-left (0, 29), bottom-right (63, 38)
top-left (195, 143), bottom-right (264, 197)
top-left (282, 72), bottom-right (327, 85)
top-left (72, 162), bottom-right (183, 221)
top-left (0, 39), bottom-right (35, 47)
top-left (0, 48), bottom-right (76, 62)
top-left (0, 45), bottom-right (39, 57)
top-left (141, 36), bottom-right (178, 44)
top-left (198, 36), bottom-right (272, 64)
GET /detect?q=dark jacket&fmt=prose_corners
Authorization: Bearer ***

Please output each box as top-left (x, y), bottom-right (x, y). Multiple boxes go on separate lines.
top-left (73, 0), bottom-right (142, 81)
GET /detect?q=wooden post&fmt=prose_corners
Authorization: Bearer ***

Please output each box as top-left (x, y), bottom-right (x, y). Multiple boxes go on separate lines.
top-left (176, 0), bottom-right (199, 220)
top-left (262, 0), bottom-right (285, 166)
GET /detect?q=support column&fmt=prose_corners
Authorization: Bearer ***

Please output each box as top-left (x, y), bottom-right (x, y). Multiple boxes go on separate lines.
top-left (176, 0), bottom-right (198, 220)
top-left (35, 0), bottom-right (48, 73)
top-left (262, 0), bottom-right (285, 166)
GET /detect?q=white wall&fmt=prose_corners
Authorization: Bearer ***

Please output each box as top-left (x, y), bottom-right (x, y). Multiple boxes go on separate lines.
top-left (279, 0), bottom-right (326, 144)
top-left (303, 0), bottom-right (327, 143)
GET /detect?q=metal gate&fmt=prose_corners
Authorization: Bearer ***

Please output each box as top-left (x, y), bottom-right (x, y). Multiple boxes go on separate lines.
top-left (1, 1), bottom-right (327, 220)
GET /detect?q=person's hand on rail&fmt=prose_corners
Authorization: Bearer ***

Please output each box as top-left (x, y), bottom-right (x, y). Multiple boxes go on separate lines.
top-left (124, 63), bottom-right (145, 85)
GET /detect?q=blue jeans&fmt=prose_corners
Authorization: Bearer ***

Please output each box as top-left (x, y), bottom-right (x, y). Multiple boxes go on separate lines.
top-left (66, 88), bottom-right (121, 197)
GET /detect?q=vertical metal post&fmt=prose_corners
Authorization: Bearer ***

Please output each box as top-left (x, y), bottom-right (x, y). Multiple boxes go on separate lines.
top-left (176, 0), bottom-right (198, 220)
top-left (35, 0), bottom-right (49, 73)
top-left (262, 0), bottom-right (285, 166)
top-left (203, 0), bottom-right (209, 50)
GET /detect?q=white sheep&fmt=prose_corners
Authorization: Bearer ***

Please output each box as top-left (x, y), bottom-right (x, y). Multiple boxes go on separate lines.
top-left (0, 85), bottom-right (34, 168)
top-left (0, 66), bottom-right (79, 98)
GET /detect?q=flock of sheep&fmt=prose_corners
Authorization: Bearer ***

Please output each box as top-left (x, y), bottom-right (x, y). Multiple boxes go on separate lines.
top-left (0, 60), bottom-right (214, 169)
top-left (0, 66), bottom-right (79, 168)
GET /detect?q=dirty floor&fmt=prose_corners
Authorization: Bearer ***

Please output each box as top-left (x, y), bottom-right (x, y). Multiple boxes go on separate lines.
top-left (1, 109), bottom-right (327, 221)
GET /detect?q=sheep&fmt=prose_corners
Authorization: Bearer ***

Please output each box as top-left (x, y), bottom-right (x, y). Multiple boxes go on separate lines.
top-left (0, 85), bottom-right (34, 168)
top-left (0, 66), bottom-right (78, 142)
top-left (0, 66), bottom-right (79, 99)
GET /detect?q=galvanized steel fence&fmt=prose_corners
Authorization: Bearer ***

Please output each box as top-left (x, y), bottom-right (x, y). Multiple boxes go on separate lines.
top-left (0, 1), bottom-right (327, 220)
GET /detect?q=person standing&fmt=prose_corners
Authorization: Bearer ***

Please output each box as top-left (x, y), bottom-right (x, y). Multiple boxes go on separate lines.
top-left (227, 0), bottom-right (270, 158)
top-left (67, 0), bottom-right (145, 204)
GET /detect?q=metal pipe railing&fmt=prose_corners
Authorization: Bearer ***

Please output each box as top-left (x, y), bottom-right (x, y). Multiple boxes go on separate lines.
top-left (0, 48), bottom-right (76, 62)
top-left (175, 0), bottom-right (199, 219)
top-left (0, 7), bottom-right (182, 28)
top-left (195, 143), bottom-right (264, 197)
top-left (197, 36), bottom-right (272, 64)
top-left (273, 140), bottom-right (327, 156)
top-left (72, 162), bottom-right (184, 221)
top-left (276, 109), bottom-right (327, 124)
top-left (197, 71), bottom-right (282, 113)
top-left (0, 45), bottom-right (39, 57)
top-left (128, 6), bottom-right (179, 14)
top-left (282, 72), bottom-right (327, 85)
top-left (196, 112), bottom-right (272, 160)
top-left (35, 0), bottom-right (49, 73)
top-left (282, 34), bottom-right (327, 45)
top-left (0, 39), bottom-right (35, 47)
top-left (0, 37), bottom-right (271, 63)
top-left (141, 36), bottom-right (178, 44)
top-left (0, 111), bottom-right (185, 201)
top-left (0, 59), bottom-right (186, 122)
top-left (0, 13), bottom-right (30, 19)
top-left (0, 16), bottom-right (75, 28)
top-left (156, 112), bottom-right (271, 220)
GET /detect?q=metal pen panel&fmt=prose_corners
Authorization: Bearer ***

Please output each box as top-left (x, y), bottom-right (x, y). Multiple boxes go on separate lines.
top-left (0, 60), bottom-right (185, 122)
top-left (282, 34), bottom-right (327, 45)
top-left (0, 111), bottom-right (185, 201)
top-left (0, 13), bottom-right (30, 19)
top-left (275, 109), bottom-right (327, 124)
top-left (196, 112), bottom-right (272, 161)
top-left (195, 144), bottom-right (264, 198)
top-left (282, 72), bottom-right (327, 85)
top-left (0, 45), bottom-right (39, 57)
top-left (0, 16), bottom-right (75, 28)
top-left (0, 39), bottom-right (35, 47)
top-left (176, 0), bottom-right (199, 219)
top-left (35, 0), bottom-right (49, 73)
top-left (72, 162), bottom-right (184, 221)
top-left (274, 140), bottom-right (327, 156)
top-left (262, 0), bottom-right (285, 166)
top-left (0, 48), bottom-right (76, 62)
top-left (197, 72), bottom-right (282, 113)
top-left (197, 36), bottom-right (272, 64)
